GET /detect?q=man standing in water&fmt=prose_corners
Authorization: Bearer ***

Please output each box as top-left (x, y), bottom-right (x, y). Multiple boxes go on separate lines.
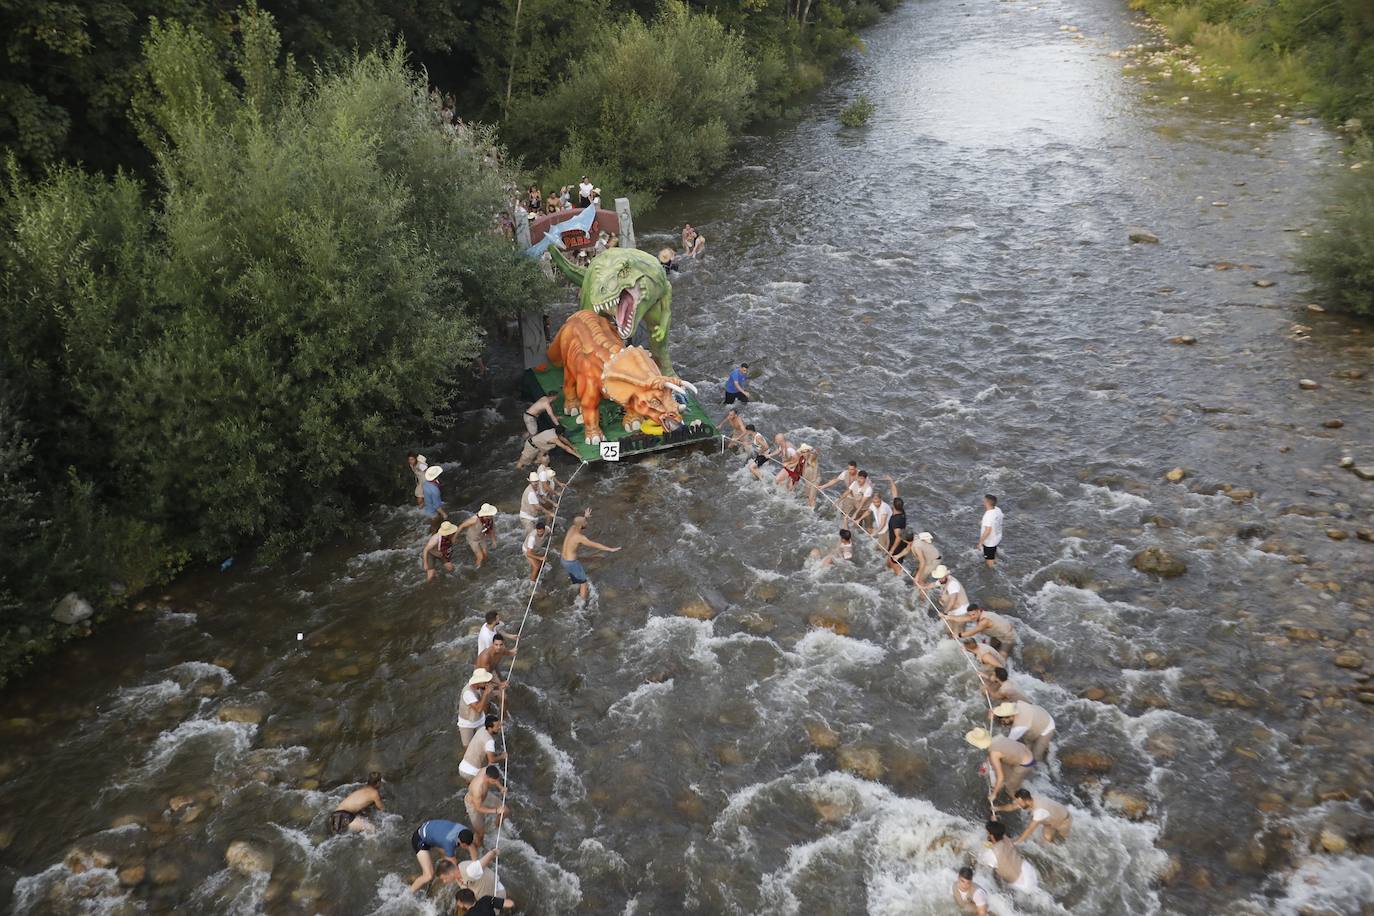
top-left (978, 820), bottom-right (1039, 892)
top-left (995, 788), bottom-right (1073, 845)
top-left (745, 424), bottom-right (770, 480)
top-left (952, 865), bottom-right (991, 915)
top-left (448, 503), bottom-right (498, 569)
top-left (327, 771), bottom-right (385, 835)
top-left (982, 666), bottom-right (1029, 705)
top-left (519, 471), bottom-right (554, 538)
top-left (465, 765), bottom-right (509, 850)
top-left (978, 494), bottom-right (1004, 567)
top-left (560, 515), bottom-right (621, 601)
top-left (523, 520), bottom-right (549, 582)
top-left (965, 726), bottom-right (1036, 802)
top-left (723, 362), bottom-right (752, 406)
top-left (421, 465), bottom-right (446, 531)
top-left (423, 521), bottom-right (459, 582)
top-left (994, 700), bottom-right (1055, 763)
top-left (910, 531), bottom-right (942, 590)
top-left (458, 668), bottom-right (502, 747)
top-left (460, 715), bottom-right (506, 783)
top-left (523, 394), bottom-right (558, 437)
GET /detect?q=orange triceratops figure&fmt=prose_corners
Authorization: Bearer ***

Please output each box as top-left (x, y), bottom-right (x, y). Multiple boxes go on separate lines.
top-left (546, 310), bottom-right (697, 445)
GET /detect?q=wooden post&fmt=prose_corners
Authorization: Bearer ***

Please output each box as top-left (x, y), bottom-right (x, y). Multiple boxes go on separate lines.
top-left (514, 210), bottom-right (548, 369)
top-left (615, 197), bottom-right (636, 250)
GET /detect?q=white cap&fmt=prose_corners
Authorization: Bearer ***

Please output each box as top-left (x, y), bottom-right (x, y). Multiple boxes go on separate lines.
top-left (932, 565), bottom-right (949, 580)
top-left (917, 532), bottom-right (933, 542)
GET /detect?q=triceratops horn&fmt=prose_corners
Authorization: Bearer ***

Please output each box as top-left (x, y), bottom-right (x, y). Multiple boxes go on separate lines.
top-left (665, 383), bottom-right (688, 396)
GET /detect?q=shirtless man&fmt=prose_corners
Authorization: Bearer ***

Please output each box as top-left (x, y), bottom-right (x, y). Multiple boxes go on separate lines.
top-left (952, 865), bottom-right (991, 916)
top-left (745, 424), bottom-right (770, 480)
top-left (465, 765), bottom-right (509, 849)
top-left (820, 461), bottom-right (859, 514)
top-left (327, 771), bottom-right (384, 835)
top-left (996, 788), bottom-right (1073, 845)
top-left (474, 634), bottom-right (515, 686)
top-left (778, 442), bottom-right (808, 492)
top-left (518, 472), bottom-right (554, 538)
top-left (978, 820), bottom-right (1039, 892)
top-left (965, 727), bottom-right (1036, 802)
top-left (423, 521), bottom-right (459, 582)
top-left (452, 504), bottom-right (498, 569)
top-left (523, 520), bottom-right (549, 582)
top-left (523, 394), bottom-right (558, 437)
top-left (721, 410), bottom-right (749, 451)
top-left (963, 638), bottom-right (1007, 672)
top-left (981, 666), bottom-right (1029, 704)
top-left (560, 515), bottom-right (621, 600)
top-left (457, 668), bottom-right (502, 747)
top-left (994, 700), bottom-right (1055, 762)
top-left (460, 715), bottom-right (507, 782)
top-left (799, 444), bottom-right (821, 509)
top-left (949, 605), bottom-right (1017, 657)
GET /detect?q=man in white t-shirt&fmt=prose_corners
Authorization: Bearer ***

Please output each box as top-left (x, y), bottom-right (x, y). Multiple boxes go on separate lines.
top-left (577, 177), bottom-right (594, 208)
top-left (931, 565), bottom-right (968, 618)
top-left (951, 865), bottom-right (990, 915)
top-left (459, 715), bottom-right (506, 782)
top-left (978, 494), bottom-right (1004, 567)
top-left (518, 471), bottom-right (553, 537)
top-left (523, 520), bottom-right (549, 582)
top-left (477, 610), bottom-right (506, 658)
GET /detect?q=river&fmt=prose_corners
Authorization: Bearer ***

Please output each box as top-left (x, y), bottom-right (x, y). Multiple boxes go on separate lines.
top-left (3, 0), bottom-right (1373, 913)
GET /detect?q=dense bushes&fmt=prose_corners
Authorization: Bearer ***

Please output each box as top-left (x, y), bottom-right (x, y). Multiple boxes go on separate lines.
top-left (1302, 141), bottom-right (1374, 317)
top-left (0, 5), bottom-right (543, 677)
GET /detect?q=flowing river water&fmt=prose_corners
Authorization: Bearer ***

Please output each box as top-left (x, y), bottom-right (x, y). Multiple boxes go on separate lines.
top-left (4, 0), bottom-right (1374, 912)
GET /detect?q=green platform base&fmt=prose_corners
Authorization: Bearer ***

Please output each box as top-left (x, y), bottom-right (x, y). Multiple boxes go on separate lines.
top-left (524, 365), bottom-right (718, 463)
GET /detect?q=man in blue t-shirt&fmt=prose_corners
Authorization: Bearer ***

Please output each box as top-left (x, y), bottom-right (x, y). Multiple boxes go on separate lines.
top-left (409, 818), bottom-right (474, 892)
top-left (723, 362), bottom-right (752, 406)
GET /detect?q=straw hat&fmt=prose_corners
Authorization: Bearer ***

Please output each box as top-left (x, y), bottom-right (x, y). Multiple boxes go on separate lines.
top-left (931, 564), bottom-right (950, 580)
top-left (424, 466), bottom-right (443, 481)
top-left (537, 466), bottom-right (556, 481)
top-left (964, 727), bottom-right (993, 750)
top-left (477, 503), bottom-right (498, 517)
top-left (467, 668), bottom-right (494, 687)
top-left (798, 444), bottom-right (814, 453)
top-left (416, 454), bottom-right (427, 465)
top-left (528, 471), bottom-right (541, 482)
top-left (658, 247), bottom-right (674, 264)
top-left (437, 521), bottom-right (458, 537)
top-left (917, 531), bottom-right (934, 542)
top-left (993, 702), bottom-right (1018, 717)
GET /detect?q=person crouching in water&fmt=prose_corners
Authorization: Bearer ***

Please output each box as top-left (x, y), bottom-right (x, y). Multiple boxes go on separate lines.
top-left (811, 529), bottom-right (854, 567)
top-left (327, 771), bottom-right (384, 835)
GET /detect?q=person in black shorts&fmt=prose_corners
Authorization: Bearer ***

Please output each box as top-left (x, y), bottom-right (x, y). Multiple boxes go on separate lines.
top-left (458, 888), bottom-right (514, 913)
top-left (723, 362), bottom-right (751, 405)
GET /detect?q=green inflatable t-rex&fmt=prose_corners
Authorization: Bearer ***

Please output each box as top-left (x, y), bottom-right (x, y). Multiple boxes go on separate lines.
top-left (550, 247), bottom-right (675, 374)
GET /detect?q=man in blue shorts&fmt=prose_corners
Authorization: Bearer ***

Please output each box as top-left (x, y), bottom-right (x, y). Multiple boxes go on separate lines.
top-left (723, 362), bottom-right (752, 406)
top-left (560, 514), bottom-right (621, 600)
top-left (408, 818), bottom-right (474, 892)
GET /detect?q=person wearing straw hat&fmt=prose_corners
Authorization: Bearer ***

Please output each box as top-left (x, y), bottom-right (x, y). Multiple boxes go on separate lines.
top-left (931, 565), bottom-right (968, 617)
top-left (465, 765), bottom-right (509, 849)
top-left (537, 464), bottom-right (567, 498)
top-left (993, 700), bottom-right (1055, 762)
top-left (421, 465), bottom-right (447, 531)
top-left (523, 520), bottom-right (549, 582)
top-left (909, 531), bottom-right (942, 590)
top-left (407, 452), bottom-right (428, 506)
top-left (408, 820), bottom-right (475, 892)
top-left (948, 605), bottom-right (1017, 657)
top-left (560, 515), bottom-right (621, 601)
top-left (460, 715), bottom-right (506, 783)
top-left (951, 865), bottom-right (990, 915)
top-left (519, 472), bottom-right (554, 538)
top-left (995, 788), bottom-right (1073, 845)
top-left (977, 820), bottom-right (1039, 892)
top-left (457, 668), bottom-right (503, 747)
top-left (453, 504), bottom-right (499, 569)
top-left (423, 521), bottom-right (460, 582)
top-left (658, 247), bottom-right (680, 274)
top-left (965, 726), bottom-right (1035, 802)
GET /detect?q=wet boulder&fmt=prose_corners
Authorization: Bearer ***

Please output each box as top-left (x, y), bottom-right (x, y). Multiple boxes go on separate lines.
top-left (1059, 749), bottom-right (1114, 773)
top-left (1104, 789), bottom-right (1149, 820)
top-left (225, 840), bottom-right (274, 876)
top-left (677, 599), bottom-right (715, 621)
top-left (805, 722), bottom-right (841, 750)
top-left (217, 705), bottom-right (263, 725)
top-left (1132, 547), bottom-right (1187, 577)
top-left (52, 593), bottom-right (94, 625)
top-left (1128, 228), bottom-right (1160, 244)
top-left (836, 745), bottom-right (884, 780)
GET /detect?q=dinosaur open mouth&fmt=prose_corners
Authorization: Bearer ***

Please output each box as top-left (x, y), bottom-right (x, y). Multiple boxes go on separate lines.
top-left (592, 285), bottom-right (641, 339)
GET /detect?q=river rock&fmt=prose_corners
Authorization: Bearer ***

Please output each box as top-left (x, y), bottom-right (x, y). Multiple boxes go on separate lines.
top-left (1327, 529), bottom-right (1348, 541)
top-left (1081, 687), bottom-right (1107, 701)
top-left (1129, 228), bottom-right (1160, 243)
top-left (836, 746), bottom-right (884, 780)
top-left (225, 840), bottom-right (274, 876)
top-left (1132, 547), bottom-right (1186, 577)
top-left (1340, 367), bottom-right (1366, 380)
top-left (677, 599), bottom-right (715, 621)
top-left (982, 596), bottom-right (1014, 611)
top-left (168, 795), bottom-right (194, 813)
top-left (1318, 829), bottom-right (1348, 854)
top-left (1351, 466), bottom-right (1374, 481)
top-left (1357, 530), bottom-right (1374, 543)
top-left (1060, 749), bottom-right (1114, 772)
top-left (151, 862), bottom-right (181, 885)
top-left (110, 815), bottom-right (143, 830)
top-left (1298, 378), bottom-right (1321, 390)
top-left (716, 744), bottom-right (743, 766)
top-left (1167, 335), bottom-right (1196, 345)
top-left (1165, 467), bottom-right (1186, 482)
top-left (1323, 419), bottom-right (1344, 429)
top-left (117, 865), bottom-right (146, 887)
top-left (736, 612), bottom-right (774, 635)
top-left (807, 615), bottom-right (849, 636)
top-left (1254, 279), bottom-right (1275, 288)
top-left (806, 722), bottom-right (842, 750)
top-left (1104, 789), bottom-right (1149, 820)
top-left (1333, 651), bottom-right (1364, 669)
top-left (218, 705), bottom-right (263, 725)
top-left (52, 593), bottom-right (94, 625)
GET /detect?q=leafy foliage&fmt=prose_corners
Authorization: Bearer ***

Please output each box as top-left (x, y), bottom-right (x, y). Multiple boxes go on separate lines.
top-left (1302, 143), bottom-right (1374, 317)
top-left (840, 94), bottom-right (875, 127)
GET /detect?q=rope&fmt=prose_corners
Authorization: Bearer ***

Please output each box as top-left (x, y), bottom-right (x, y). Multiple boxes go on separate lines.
top-left (488, 460), bottom-right (586, 887)
top-left (721, 434), bottom-right (996, 711)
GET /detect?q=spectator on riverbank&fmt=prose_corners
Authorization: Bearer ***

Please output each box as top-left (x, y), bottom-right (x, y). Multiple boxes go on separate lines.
top-left (978, 494), bottom-right (1004, 567)
top-left (578, 176), bottom-right (594, 207)
top-left (408, 452), bottom-right (428, 506)
top-left (525, 185), bottom-right (541, 214)
top-left (723, 362), bottom-right (751, 405)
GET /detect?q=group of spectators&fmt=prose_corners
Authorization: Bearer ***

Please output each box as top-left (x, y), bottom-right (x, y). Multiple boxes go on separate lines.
top-left (523, 176), bottom-right (601, 221)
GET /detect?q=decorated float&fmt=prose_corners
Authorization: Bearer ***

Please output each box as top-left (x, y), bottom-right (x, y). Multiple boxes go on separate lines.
top-left (517, 202), bottom-right (717, 463)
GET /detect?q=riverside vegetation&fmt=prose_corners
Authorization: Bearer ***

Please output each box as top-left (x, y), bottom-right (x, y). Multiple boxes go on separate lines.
top-left (1127, 0), bottom-right (1374, 316)
top-left (0, 0), bottom-right (900, 684)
